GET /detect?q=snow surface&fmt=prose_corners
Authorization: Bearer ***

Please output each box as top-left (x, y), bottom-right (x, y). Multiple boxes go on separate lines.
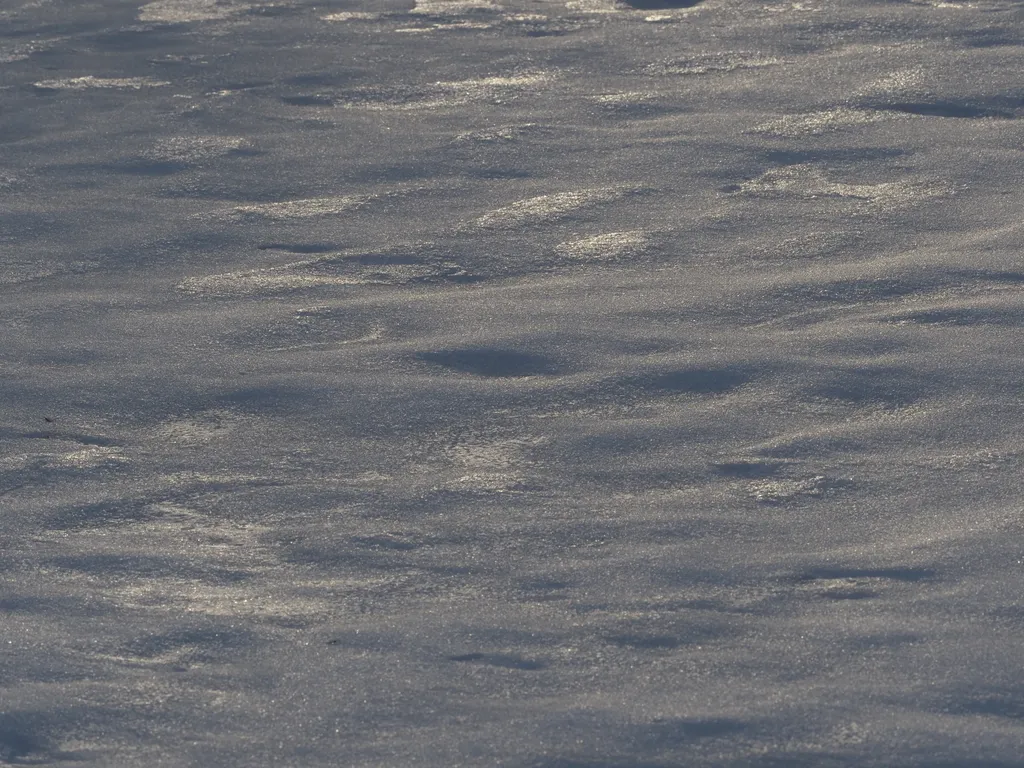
top-left (2, 0), bottom-right (1024, 764)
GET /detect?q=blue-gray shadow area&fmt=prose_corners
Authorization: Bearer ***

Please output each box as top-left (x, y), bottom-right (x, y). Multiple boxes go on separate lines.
top-left (800, 365), bottom-right (936, 408)
top-left (602, 632), bottom-right (708, 650)
top-left (215, 384), bottom-right (326, 412)
top-left (546, 366), bottom-right (758, 421)
top-left (618, 366), bottom-right (752, 396)
top-left (122, 624), bottom-right (255, 664)
top-left (0, 211), bottom-right (70, 241)
top-left (594, 604), bottom-right (742, 650)
top-left (280, 94), bottom-right (336, 107)
top-left (0, 594), bottom-right (110, 619)
top-left (87, 25), bottom-right (190, 52)
top-left (324, 631), bottom-right (405, 652)
top-left (840, 632), bottom-right (921, 651)
top-left (929, 685), bottom-right (1024, 720)
top-left (0, 711), bottom-right (91, 765)
top-left (524, 716), bottom-right (751, 768)
top-left (447, 652), bottom-right (548, 671)
top-left (45, 498), bottom-right (163, 531)
top-left (44, 479), bottom-right (286, 531)
top-left (35, 159), bottom-right (187, 177)
top-left (627, 717), bottom-right (749, 746)
top-left (281, 540), bottom-right (483, 580)
top-left (257, 242), bottom-right (342, 254)
top-left (771, 270), bottom-right (1024, 308)
top-left (0, 7), bottom-right (137, 39)
top-left (594, 101), bottom-right (691, 121)
top-left (417, 348), bottom-right (568, 378)
top-left (1, 428), bottom-right (117, 447)
top-left (285, 72), bottom-right (355, 88)
top-left (0, 717), bottom-right (51, 765)
top-left (957, 31), bottom-right (1024, 49)
top-left (0, 596), bottom-right (48, 613)
top-left (712, 460), bottom-right (788, 479)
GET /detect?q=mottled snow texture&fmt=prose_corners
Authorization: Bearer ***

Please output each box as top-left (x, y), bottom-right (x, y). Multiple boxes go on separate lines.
top-left (2, 0), bottom-right (1024, 765)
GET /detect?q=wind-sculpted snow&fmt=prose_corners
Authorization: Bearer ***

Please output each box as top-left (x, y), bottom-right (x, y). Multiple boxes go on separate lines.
top-left (207, 194), bottom-right (394, 221)
top-left (331, 73), bottom-right (557, 111)
top-left (138, 0), bottom-right (255, 22)
top-left (645, 51), bottom-right (783, 76)
top-left (31, 76), bottom-right (171, 91)
top-left (470, 187), bottom-right (647, 229)
top-left (3, 0), bottom-right (1024, 765)
top-left (731, 164), bottom-right (952, 209)
top-left (754, 107), bottom-right (894, 137)
top-left (555, 230), bottom-right (653, 262)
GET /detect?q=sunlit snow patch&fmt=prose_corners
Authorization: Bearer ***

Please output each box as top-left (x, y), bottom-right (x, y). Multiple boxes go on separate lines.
top-left (472, 186), bottom-right (645, 229)
top-left (441, 73), bottom-right (553, 93)
top-left (396, 1), bottom-right (502, 29)
top-left (337, 73), bottom-right (554, 111)
top-left (321, 11), bottom-right (384, 21)
top-left (195, 191), bottom-right (407, 222)
top-left (0, 37), bottom-right (67, 63)
top-left (2, 446), bottom-right (127, 472)
top-left (178, 245), bottom-right (460, 297)
top-left (753, 108), bottom-right (892, 137)
top-left (395, 20), bottom-right (496, 31)
top-left (438, 431), bottom-right (548, 494)
top-left (145, 135), bottom-right (252, 163)
top-left (154, 410), bottom-right (242, 446)
top-left (565, 0), bottom-right (620, 13)
top-left (554, 231), bottom-right (652, 261)
top-left (750, 475), bottom-right (830, 504)
top-left (179, 269), bottom-right (367, 297)
top-left (0, 257), bottom-right (97, 285)
top-left (453, 123), bottom-right (545, 143)
top-left (907, 0), bottom-right (976, 7)
top-left (412, 0), bottom-right (500, 13)
top-left (38, 503), bottom-right (368, 621)
top-left (735, 164), bottom-right (950, 209)
top-left (32, 76), bottom-right (170, 90)
top-left (138, 0), bottom-right (252, 22)
top-left (855, 66), bottom-right (926, 99)
top-left (589, 91), bottom-right (676, 116)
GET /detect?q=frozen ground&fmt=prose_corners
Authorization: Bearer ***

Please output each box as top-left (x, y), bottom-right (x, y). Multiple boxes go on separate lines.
top-left (2, 0), bottom-right (1024, 764)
